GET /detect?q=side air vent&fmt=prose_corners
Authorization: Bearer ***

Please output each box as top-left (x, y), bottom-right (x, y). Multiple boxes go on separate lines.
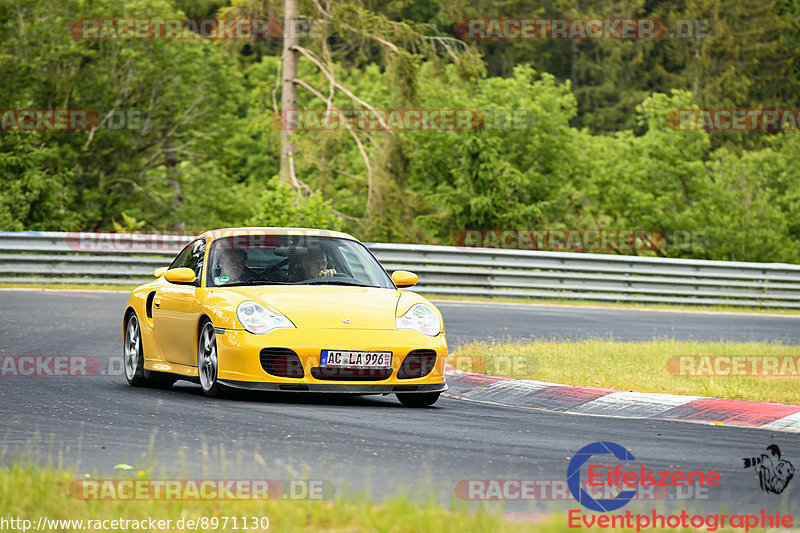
top-left (260, 348), bottom-right (304, 378)
top-left (145, 292), bottom-right (156, 318)
top-left (397, 350), bottom-right (437, 379)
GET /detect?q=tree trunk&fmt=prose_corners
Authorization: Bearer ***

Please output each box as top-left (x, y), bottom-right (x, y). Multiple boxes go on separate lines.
top-left (571, 0), bottom-right (579, 92)
top-left (279, 0), bottom-right (298, 183)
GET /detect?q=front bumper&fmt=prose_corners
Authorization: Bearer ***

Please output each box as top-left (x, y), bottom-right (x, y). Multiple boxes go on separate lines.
top-left (214, 327), bottom-right (448, 387)
top-left (218, 380), bottom-right (448, 394)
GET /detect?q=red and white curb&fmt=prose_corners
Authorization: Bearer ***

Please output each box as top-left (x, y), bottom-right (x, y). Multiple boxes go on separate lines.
top-left (443, 367), bottom-right (800, 432)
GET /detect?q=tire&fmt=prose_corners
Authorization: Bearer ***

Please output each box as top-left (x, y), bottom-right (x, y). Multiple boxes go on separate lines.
top-left (198, 320), bottom-right (226, 398)
top-left (123, 313), bottom-right (147, 387)
top-left (396, 391), bottom-right (440, 408)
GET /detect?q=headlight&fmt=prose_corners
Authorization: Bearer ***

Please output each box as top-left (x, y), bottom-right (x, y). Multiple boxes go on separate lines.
top-left (396, 304), bottom-right (441, 336)
top-left (236, 301), bottom-right (295, 334)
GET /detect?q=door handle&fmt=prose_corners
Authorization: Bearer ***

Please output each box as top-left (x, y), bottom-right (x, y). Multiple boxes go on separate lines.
top-left (154, 298), bottom-right (161, 309)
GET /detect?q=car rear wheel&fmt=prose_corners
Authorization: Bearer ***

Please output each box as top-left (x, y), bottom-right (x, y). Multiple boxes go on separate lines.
top-left (396, 392), bottom-right (440, 408)
top-left (124, 313), bottom-right (147, 387)
top-left (198, 320), bottom-right (226, 398)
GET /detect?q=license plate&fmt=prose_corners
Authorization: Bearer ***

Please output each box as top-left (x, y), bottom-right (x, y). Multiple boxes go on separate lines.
top-left (320, 350), bottom-right (392, 368)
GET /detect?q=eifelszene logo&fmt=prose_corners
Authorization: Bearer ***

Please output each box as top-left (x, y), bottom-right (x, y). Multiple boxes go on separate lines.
top-left (567, 441), bottom-right (637, 512)
top-left (567, 441), bottom-right (721, 512)
top-left (743, 444), bottom-right (794, 495)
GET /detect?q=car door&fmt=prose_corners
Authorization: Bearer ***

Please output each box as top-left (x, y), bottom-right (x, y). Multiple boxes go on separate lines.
top-left (153, 238), bottom-right (206, 367)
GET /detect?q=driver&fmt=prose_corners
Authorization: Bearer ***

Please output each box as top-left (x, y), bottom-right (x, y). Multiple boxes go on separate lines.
top-left (300, 249), bottom-right (336, 279)
top-left (215, 249), bottom-right (251, 284)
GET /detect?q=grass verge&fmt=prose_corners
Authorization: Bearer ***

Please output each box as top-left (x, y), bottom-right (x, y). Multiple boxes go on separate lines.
top-left (0, 462), bottom-right (557, 533)
top-left (451, 339), bottom-right (800, 405)
top-left (430, 295), bottom-right (800, 315)
top-left (0, 462), bottom-right (762, 532)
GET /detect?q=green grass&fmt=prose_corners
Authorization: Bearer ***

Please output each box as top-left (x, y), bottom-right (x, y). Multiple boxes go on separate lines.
top-left (430, 294), bottom-right (800, 315)
top-left (0, 462), bottom-right (764, 532)
top-left (0, 462), bottom-right (557, 532)
top-left (451, 339), bottom-right (800, 405)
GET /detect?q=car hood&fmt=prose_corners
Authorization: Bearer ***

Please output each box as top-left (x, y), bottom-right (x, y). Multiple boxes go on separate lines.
top-left (235, 285), bottom-right (402, 330)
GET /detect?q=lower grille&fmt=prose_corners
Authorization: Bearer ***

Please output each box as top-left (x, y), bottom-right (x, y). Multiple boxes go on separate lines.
top-left (310, 366), bottom-right (393, 381)
top-left (397, 350), bottom-right (437, 379)
top-left (260, 348), bottom-right (304, 378)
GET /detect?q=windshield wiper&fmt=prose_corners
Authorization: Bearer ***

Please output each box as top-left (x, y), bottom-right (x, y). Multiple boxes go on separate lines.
top-left (302, 280), bottom-right (379, 287)
top-left (220, 280), bottom-right (294, 287)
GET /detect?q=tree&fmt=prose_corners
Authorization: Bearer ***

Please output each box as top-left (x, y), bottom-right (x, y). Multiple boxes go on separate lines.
top-left (0, 0), bottom-right (246, 229)
top-left (224, 0), bottom-right (482, 238)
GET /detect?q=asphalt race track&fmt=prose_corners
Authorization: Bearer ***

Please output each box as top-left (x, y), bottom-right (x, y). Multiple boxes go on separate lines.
top-left (1, 289), bottom-right (798, 515)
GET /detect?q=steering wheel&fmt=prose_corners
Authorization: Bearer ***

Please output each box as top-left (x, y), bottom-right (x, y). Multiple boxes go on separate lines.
top-left (262, 258), bottom-right (289, 275)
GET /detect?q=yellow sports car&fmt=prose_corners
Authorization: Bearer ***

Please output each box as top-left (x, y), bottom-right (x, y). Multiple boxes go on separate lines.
top-left (122, 228), bottom-right (448, 407)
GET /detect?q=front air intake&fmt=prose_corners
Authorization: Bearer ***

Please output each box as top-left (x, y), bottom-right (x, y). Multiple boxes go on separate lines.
top-left (397, 350), bottom-right (437, 379)
top-left (260, 348), bottom-right (304, 378)
top-left (310, 366), bottom-right (393, 381)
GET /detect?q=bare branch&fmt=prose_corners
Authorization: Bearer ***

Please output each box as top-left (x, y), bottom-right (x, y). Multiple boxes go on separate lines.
top-left (338, 20), bottom-right (400, 52)
top-left (332, 167), bottom-right (362, 180)
top-left (426, 35), bottom-right (469, 61)
top-left (294, 77), bottom-right (327, 103)
top-left (343, 124), bottom-right (375, 217)
top-left (293, 45), bottom-right (390, 131)
top-left (83, 99), bottom-right (124, 150)
top-left (331, 208), bottom-right (360, 222)
top-left (309, 0), bottom-right (331, 18)
top-left (112, 177), bottom-right (167, 208)
top-left (286, 149), bottom-right (304, 196)
top-left (294, 73), bottom-right (376, 218)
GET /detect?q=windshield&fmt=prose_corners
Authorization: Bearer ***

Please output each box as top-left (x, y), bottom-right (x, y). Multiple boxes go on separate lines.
top-left (206, 234), bottom-right (393, 289)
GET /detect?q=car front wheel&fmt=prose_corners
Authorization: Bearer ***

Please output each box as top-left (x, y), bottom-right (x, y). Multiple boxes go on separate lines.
top-left (124, 313), bottom-right (147, 387)
top-left (396, 392), bottom-right (440, 408)
top-left (198, 320), bottom-right (226, 398)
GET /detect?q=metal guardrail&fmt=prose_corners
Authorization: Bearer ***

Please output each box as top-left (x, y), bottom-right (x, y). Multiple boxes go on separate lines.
top-left (1, 231), bottom-right (800, 308)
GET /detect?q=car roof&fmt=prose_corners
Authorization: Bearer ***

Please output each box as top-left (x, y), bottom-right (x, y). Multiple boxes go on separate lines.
top-left (200, 227), bottom-right (359, 243)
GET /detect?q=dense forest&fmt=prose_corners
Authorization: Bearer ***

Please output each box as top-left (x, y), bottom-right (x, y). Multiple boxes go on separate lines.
top-left (2, 0), bottom-right (799, 262)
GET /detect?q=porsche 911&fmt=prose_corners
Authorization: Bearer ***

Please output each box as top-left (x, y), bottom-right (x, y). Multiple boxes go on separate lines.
top-left (122, 227), bottom-right (447, 407)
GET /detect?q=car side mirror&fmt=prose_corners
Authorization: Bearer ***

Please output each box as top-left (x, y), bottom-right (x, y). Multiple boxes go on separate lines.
top-left (164, 267), bottom-right (197, 284)
top-left (392, 270), bottom-right (418, 287)
top-left (154, 266), bottom-right (168, 278)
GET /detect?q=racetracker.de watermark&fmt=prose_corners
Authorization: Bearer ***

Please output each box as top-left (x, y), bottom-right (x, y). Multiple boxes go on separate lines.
top-left (454, 229), bottom-right (665, 252)
top-left (666, 355), bottom-right (800, 377)
top-left (454, 18), bottom-right (710, 40)
top-left (275, 109), bottom-right (545, 131)
top-left (70, 479), bottom-right (332, 500)
top-left (69, 18), bottom-right (283, 40)
top-left (667, 109), bottom-right (800, 131)
top-left (455, 478), bottom-right (699, 501)
top-left (453, 229), bottom-right (708, 253)
top-left (65, 229), bottom-right (336, 253)
top-left (0, 355), bottom-right (123, 377)
top-left (1, 109), bottom-right (146, 131)
top-left (448, 354), bottom-right (537, 376)
top-left (65, 231), bottom-right (194, 253)
top-left (276, 109), bottom-right (477, 131)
